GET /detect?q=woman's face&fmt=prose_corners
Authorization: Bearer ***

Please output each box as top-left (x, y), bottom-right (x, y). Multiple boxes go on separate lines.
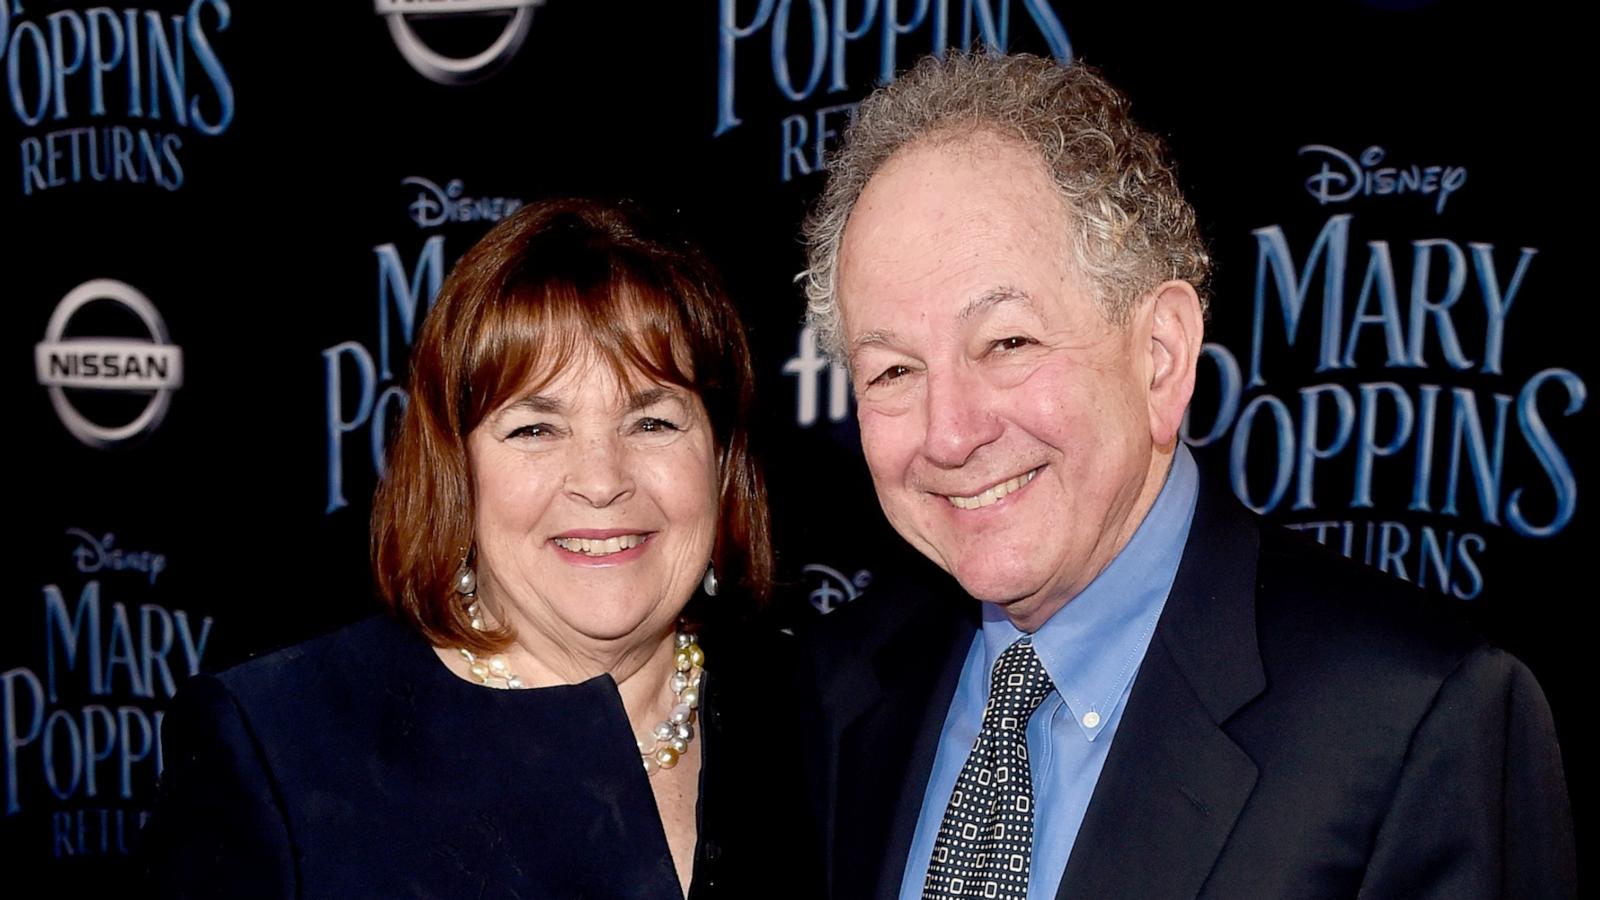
top-left (466, 354), bottom-right (719, 646)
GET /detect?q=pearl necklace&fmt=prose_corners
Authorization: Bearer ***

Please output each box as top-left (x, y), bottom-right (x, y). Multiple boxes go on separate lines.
top-left (459, 602), bottom-right (705, 775)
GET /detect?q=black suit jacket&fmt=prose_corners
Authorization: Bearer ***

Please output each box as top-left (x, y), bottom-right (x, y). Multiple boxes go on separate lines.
top-left (799, 473), bottom-right (1576, 899)
top-left (139, 613), bottom-right (818, 899)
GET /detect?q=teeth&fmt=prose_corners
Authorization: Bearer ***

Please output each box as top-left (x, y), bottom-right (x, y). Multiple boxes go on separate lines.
top-left (946, 468), bottom-right (1038, 510)
top-left (553, 534), bottom-right (646, 556)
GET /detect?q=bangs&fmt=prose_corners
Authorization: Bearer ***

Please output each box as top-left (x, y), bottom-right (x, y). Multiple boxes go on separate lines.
top-left (459, 235), bottom-right (701, 430)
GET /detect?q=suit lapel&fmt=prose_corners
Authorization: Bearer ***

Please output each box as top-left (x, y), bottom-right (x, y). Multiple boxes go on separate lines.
top-left (831, 576), bottom-right (976, 900)
top-left (1055, 473), bottom-right (1267, 900)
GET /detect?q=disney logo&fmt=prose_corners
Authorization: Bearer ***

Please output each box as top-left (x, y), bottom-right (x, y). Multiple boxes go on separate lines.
top-left (1299, 144), bottom-right (1467, 214)
top-left (801, 563), bottom-right (872, 615)
top-left (65, 528), bottom-right (167, 585)
top-left (403, 177), bottom-right (525, 229)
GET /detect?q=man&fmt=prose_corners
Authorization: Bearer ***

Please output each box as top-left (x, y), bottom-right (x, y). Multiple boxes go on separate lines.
top-left (795, 53), bottom-right (1574, 899)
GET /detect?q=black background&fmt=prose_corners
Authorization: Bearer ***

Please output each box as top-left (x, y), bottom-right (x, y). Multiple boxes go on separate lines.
top-left (5, 0), bottom-right (1586, 890)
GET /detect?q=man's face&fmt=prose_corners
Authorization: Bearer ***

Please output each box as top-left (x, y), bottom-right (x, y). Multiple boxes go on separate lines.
top-left (838, 132), bottom-right (1169, 628)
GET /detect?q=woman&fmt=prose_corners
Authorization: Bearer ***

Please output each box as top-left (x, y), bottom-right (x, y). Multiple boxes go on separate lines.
top-left (140, 198), bottom-right (814, 898)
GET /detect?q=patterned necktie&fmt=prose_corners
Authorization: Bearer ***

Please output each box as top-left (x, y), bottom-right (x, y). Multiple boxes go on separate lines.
top-left (923, 637), bottom-right (1055, 900)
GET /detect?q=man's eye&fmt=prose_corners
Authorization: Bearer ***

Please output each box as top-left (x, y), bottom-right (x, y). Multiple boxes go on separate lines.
top-left (870, 365), bottom-right (911, 387)
top-left (634, 417), bottom-right (682, 434)
top-left (992, 336), bottom-right (1035, 352)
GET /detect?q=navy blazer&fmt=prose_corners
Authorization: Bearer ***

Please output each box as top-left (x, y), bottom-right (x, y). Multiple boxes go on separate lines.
top-left (140, 613), bottom-right (819, 899)
top-left (799, 471), bottom-right (1576, 899)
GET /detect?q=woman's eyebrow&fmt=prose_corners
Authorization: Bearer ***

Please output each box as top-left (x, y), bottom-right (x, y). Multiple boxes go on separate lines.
top-left (506, 394), bottom-right (564, 415)
top-left (626, 386), bottom-right (679, 413)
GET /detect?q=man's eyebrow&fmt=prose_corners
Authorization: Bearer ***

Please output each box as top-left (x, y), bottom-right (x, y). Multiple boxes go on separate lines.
top-left (852, 328), bottom-right (896, 350)
top-left (848, 286), bottom-right (1035, 359)
top-left (957, 286), bottom-right (1037, 322)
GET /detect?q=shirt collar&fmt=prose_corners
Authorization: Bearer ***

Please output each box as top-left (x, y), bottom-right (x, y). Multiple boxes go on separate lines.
top-left (980, 445), bottom-right (1200, 741)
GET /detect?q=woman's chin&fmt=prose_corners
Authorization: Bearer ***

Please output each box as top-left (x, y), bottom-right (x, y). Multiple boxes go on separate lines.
top-left (555, 605), bottom-right (680, 645)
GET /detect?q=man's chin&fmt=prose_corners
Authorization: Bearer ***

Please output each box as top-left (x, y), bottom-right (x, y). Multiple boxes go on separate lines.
top-left (941, 559), bottom-right (1069, 626)
top-left (949, 565), bottom-right (1045, 608)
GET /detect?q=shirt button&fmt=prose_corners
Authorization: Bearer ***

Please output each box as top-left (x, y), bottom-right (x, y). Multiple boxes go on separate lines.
top-left (1081, 711), bottom-right (1101, 728)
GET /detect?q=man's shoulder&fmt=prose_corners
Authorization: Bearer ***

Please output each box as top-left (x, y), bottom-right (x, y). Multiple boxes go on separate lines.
top-left (1180, 460), bottom-right (1488, 687)
top-left (1247, 522), bottom-right (1486, 681)
top-left (1168, 476), bottom-right (1573, 899)
top-left (1191, 507), bottom-right (1535, 757)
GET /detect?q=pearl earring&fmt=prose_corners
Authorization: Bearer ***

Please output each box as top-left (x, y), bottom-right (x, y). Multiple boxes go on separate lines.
top-left (702, 565), bottom-right (719, 597)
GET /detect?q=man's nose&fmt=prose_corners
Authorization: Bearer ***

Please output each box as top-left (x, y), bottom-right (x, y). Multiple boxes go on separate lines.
top-left (920, 366), bottom-right (1004, 469)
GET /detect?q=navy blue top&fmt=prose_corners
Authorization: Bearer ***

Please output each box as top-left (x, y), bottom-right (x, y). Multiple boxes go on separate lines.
top-left (139, 613), bottom-right (817, 899)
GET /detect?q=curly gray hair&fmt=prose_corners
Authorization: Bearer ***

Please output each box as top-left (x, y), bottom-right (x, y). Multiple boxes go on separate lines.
top-left (801, 52), bottom-right (1210, 364)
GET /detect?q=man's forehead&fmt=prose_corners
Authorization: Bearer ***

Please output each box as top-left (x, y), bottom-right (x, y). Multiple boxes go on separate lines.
top-left (875, 126), bottom-right (1051, 183)
top-left (853, 279), bottom-right (1034, 324)
top-left (838, 190), bottom-right (1069, 317)
top-left (843, 143), bottom-right (1066, 264)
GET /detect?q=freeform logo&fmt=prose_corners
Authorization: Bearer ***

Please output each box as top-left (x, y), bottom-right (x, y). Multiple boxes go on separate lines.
top-left (34, 279), bottom-right (183, 449)
top-left (784, 325), bottom-right (851, 427)
top-left (802, 563), bottom-right (871, 615)
top-left (376, 0), bottom-right (543, 85)
top-left (404, 176), bottom-right (524, 228)
top-left (1298, 144), bottom-right (1467, 215)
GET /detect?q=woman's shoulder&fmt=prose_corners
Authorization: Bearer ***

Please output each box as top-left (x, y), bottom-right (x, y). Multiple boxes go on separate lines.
top-left (179, 615), bottom-right (429, 733)
top-left (215, 614), bottom-right (417, 687)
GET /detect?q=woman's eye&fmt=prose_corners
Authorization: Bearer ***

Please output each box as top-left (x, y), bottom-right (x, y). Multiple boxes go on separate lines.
top-left (634, 417), bottom-right (682, 434)
top-left (507, 423), bottom-right (553, 440)
top-left (992, 336), bottom-right (1035, 352)
top-left (869, 365), bottom-right (911, 387)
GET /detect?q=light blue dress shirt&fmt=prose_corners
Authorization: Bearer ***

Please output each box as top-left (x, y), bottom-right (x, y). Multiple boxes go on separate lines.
top-left (898, 446), bottom-right (1200, 900)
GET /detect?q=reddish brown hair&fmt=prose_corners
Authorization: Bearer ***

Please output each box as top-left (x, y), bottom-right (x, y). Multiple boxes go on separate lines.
top-left (371, 198), bottom-right (771, 651)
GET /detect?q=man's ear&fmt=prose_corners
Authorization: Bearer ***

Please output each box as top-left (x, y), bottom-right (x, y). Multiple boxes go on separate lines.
top-left (1144, 280), bottom-right (1204, 447)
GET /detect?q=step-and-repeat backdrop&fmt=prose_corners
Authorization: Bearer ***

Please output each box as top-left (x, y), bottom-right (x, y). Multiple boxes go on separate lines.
top-left (4, 0), bottom-right (1586, 889)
